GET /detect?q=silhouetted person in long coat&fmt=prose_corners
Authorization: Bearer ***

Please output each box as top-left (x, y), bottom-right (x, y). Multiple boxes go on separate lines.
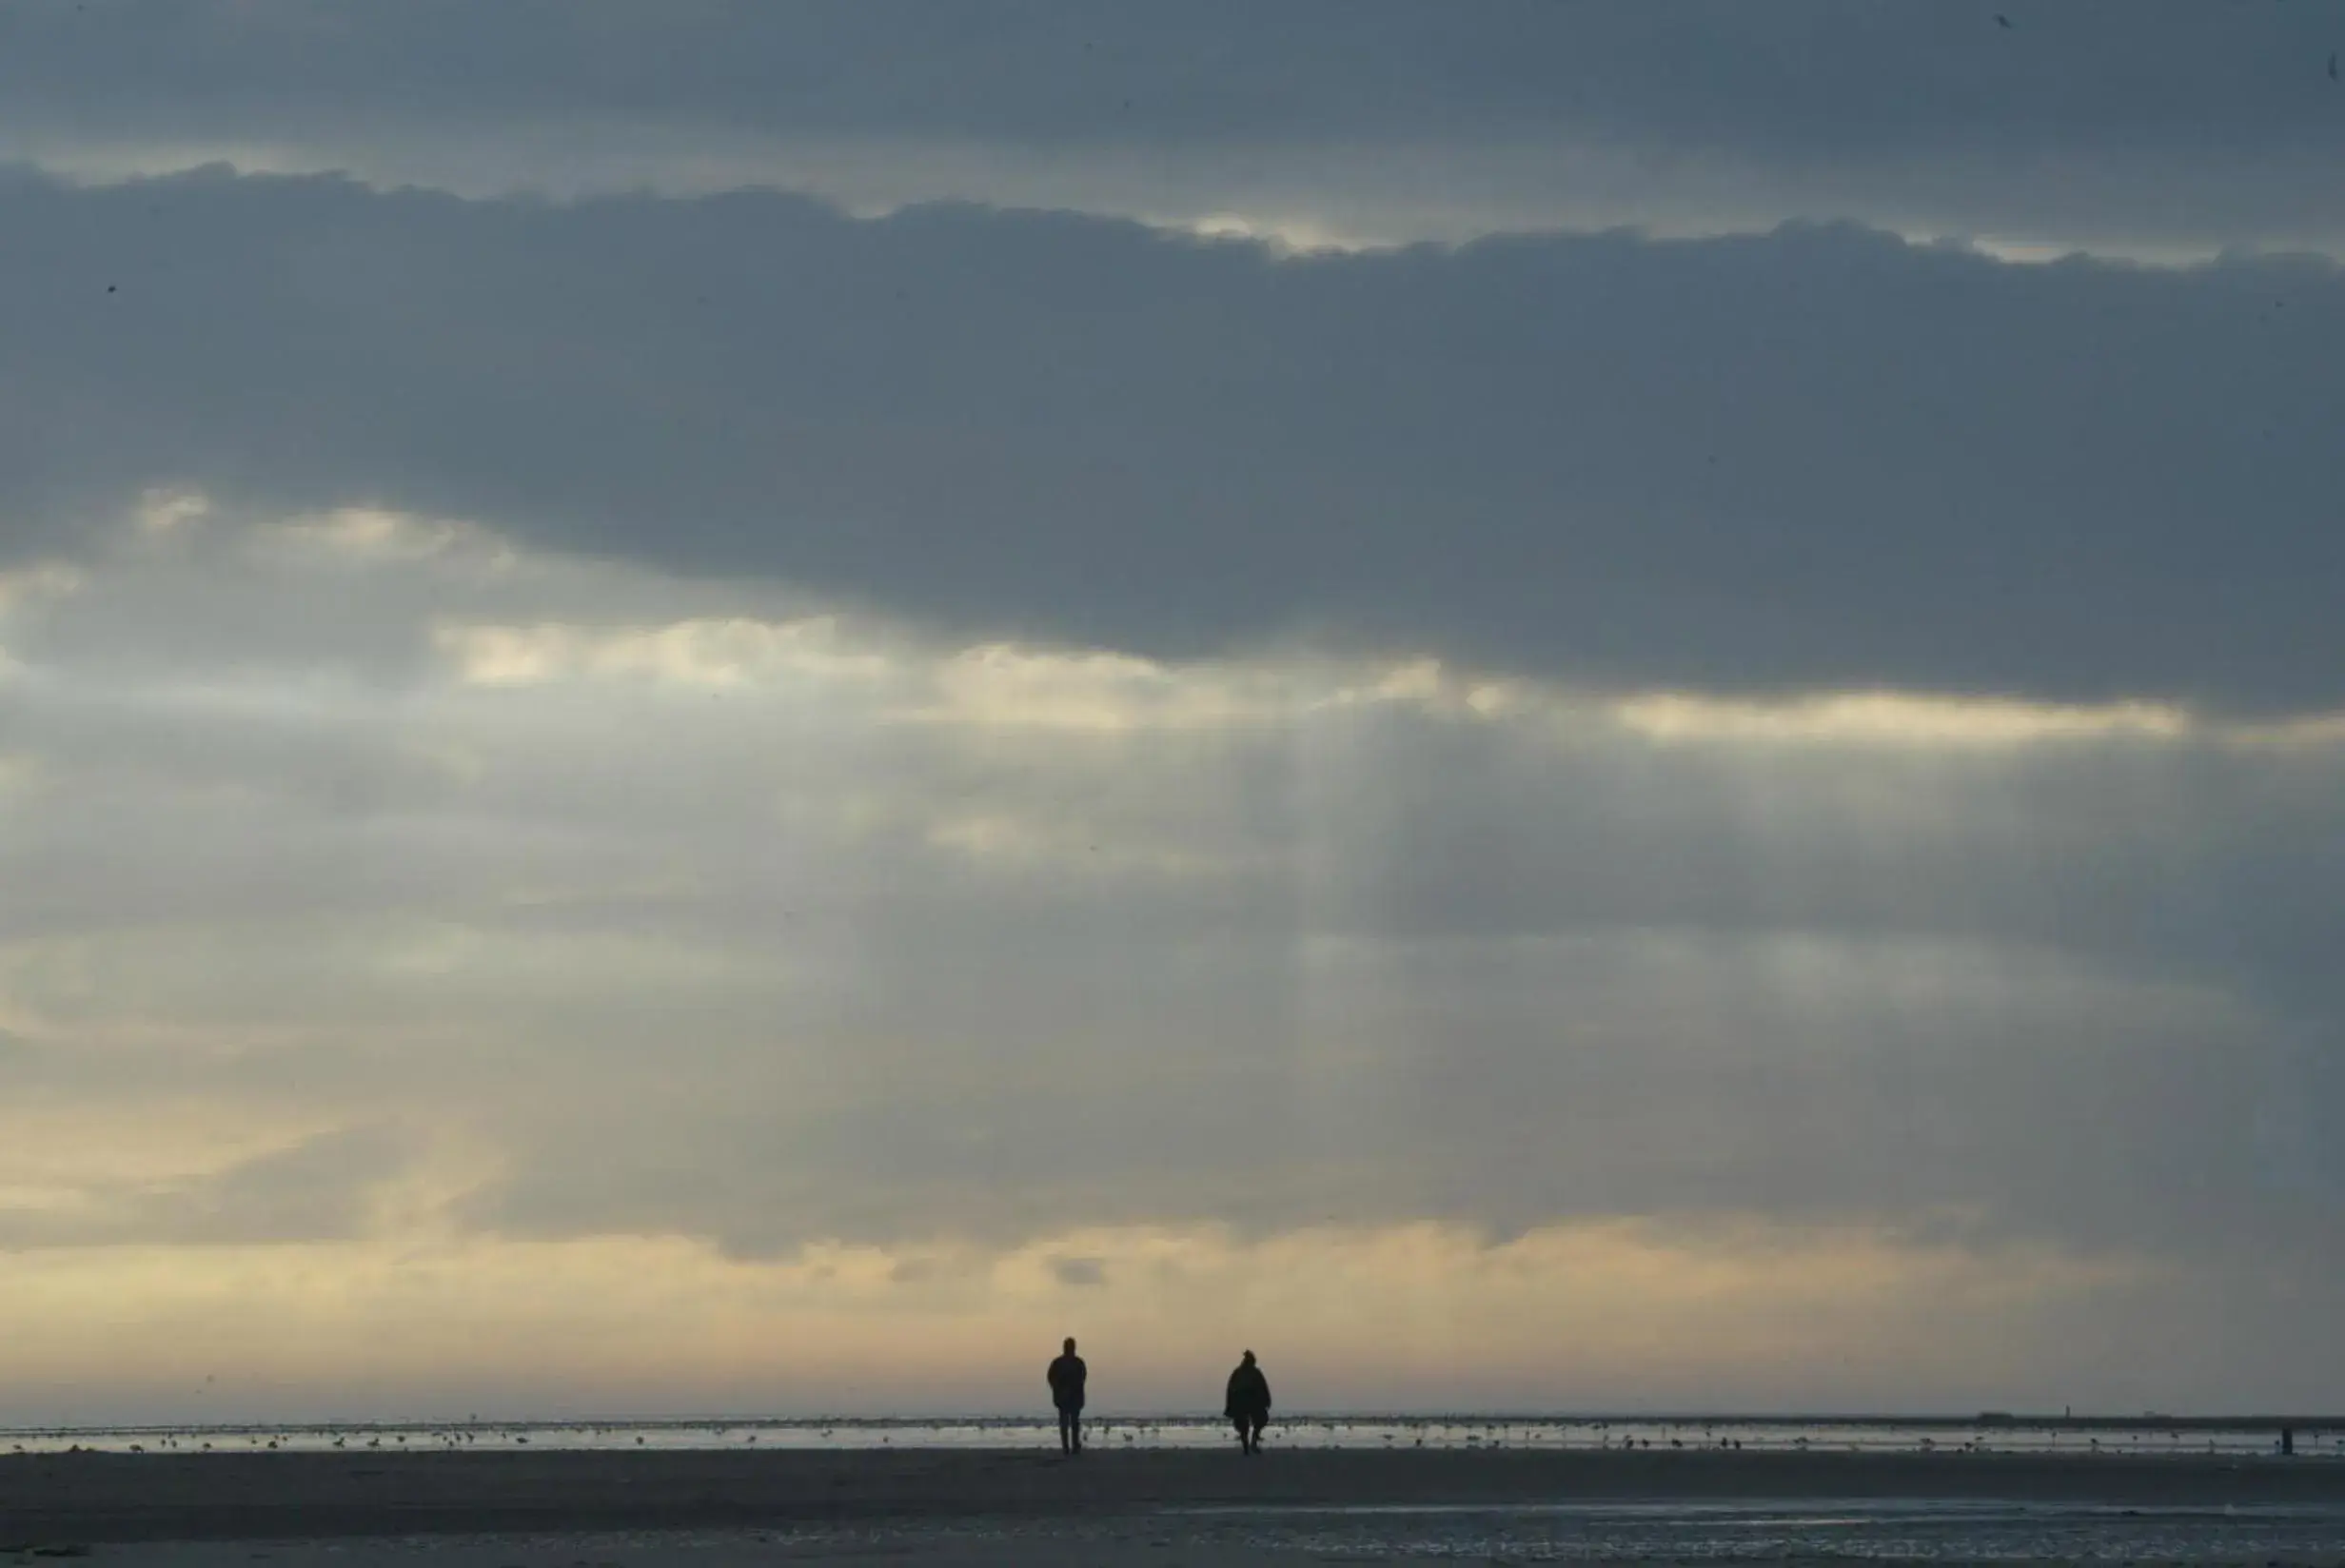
top-left (1048, 1337), bottom-right (1088, 1455)
top-left (1225, 1349), bottom-right (1271, 1454)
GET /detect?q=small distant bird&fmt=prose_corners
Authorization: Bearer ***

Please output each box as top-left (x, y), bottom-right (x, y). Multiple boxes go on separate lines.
top-left (1996, 12), bottom-right (2012, 27)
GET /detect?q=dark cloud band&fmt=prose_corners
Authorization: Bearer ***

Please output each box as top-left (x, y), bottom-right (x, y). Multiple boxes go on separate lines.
top-left (4, 168), bottom-right (2341, 710)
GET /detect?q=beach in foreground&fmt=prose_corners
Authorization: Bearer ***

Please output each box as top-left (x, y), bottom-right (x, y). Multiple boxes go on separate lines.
top-left (10, 1448), bottom-right (2345, 1564)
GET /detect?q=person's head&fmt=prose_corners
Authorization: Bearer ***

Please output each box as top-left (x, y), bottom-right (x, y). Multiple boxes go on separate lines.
top-left (1064, 1337), bottom-right (1076, 1355)
top-left (1241, 1349), bottom-right (1255, 1365)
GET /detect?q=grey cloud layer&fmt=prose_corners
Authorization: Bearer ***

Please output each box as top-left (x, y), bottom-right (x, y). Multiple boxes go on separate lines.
top-left (3, 3), bottom-right (2342, 253)
top-left (9, 8), bottom-right (2345, 1410)
top-left (6, 524), bottom-right (2342, 1285)
top-left (5, 169), bottom-right (2342, 710)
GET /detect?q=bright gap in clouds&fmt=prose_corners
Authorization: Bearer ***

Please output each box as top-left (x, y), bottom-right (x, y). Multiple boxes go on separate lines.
top-left (3, 137), bottom-right (2326, 268)
top-left (298, 123), bottom-right (2345, 269)
top-left (6, 498), bottom-right (2345, 1418)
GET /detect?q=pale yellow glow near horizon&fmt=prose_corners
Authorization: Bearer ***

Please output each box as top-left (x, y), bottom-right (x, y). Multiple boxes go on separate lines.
top-left (0, 1217), bottom-right (2151, 1417)
top-left (0, 1107), bottom-right (335, 1195)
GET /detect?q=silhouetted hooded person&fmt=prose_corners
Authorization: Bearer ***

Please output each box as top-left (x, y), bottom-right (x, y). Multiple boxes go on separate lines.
top-left (1224, 1349), bottom-right (1271, 1454)
top-left (1048, 1337), bottom-right (1088, 1455)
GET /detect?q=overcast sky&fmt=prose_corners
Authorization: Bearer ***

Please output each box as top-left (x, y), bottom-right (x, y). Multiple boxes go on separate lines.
top-left (3, 2), bottom-right (2343, 1424)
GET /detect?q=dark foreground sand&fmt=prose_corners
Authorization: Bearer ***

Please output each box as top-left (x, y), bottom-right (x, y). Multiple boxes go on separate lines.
top-left (4, 1447), bottom-right (2344, 1548)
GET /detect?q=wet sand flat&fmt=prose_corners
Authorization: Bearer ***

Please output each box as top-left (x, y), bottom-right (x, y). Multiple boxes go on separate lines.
top-left (17, 1537), bottom-right (1544, 1568)
top-left (5, 1447), bottom-right (2345, 1547)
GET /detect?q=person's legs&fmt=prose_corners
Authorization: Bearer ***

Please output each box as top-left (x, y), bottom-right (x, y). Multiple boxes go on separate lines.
top-left (1057, 1408), bottom-right (1075, 1454)
top-left (1232, 1415), bottom-right (1250, 1451)
top-left (1249, 1415), bottom-right (1266, 1453)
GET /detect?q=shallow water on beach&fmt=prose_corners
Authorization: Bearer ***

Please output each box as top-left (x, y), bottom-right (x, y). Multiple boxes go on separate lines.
top-left (92, 1504), bottom-right (2345, 1565)
top-left (441, 1502), bottom-right (2345, 1562)
top-left (1173, 1498), bottom-right (2345, 1560)
top-left (6, 1415), bottom-right (2341, 1459)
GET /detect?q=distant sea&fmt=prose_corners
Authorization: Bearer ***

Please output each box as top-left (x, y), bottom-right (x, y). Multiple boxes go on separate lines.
top-left (6, 1413), bottom-right (2335, 1457)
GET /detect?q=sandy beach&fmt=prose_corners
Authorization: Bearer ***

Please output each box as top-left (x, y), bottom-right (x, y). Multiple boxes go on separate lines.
top-left (8, 1447), bottom-right (2345, 1563)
